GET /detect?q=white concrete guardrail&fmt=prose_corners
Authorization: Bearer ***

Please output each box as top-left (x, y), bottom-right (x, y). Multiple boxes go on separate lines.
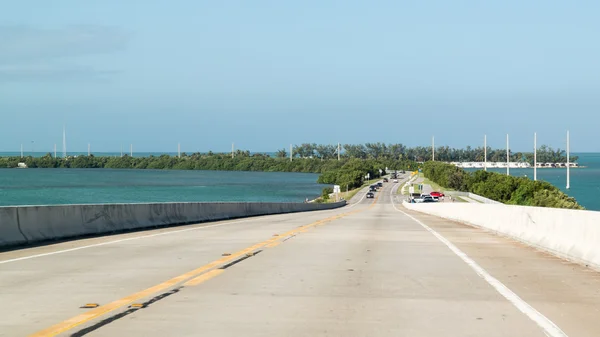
top-left (0, 201), bottom-right (346, 248)
top-left (403, 202), bottom-right (600, 269)
top-left (444, 191), bottom-right (501, 204)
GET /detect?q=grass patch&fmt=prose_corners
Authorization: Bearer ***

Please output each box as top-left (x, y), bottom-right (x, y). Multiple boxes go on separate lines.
top-left (315, 178), bottom-right (382, 203)
top-left (397, 174), bottom-right (418, 195)
top-left (399, 175), bottom-right (422, 195)
top-left (419, 173), bottom-right (455, 193)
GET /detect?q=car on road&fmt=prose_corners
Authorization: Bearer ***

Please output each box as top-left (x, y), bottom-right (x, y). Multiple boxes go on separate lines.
top-left (383, 178), bottom-right (389, 182)
top-left (369, 186), bottom-right (377, 192)
top-left (430, 191), bottom-right (445, 198)
top-left (422, 196), bottom-right (436, 202)
top-left (393, 179), bottom-right (398, 183)
top-left (366, 192), bottom-right (374, 198)
top-left (377, 182), bottom-right (383, 187)
top-left (414, 195), bottom-right (437, 203)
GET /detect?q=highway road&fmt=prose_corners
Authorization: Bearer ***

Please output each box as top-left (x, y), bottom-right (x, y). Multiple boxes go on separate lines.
top-left (1, 177), bottom-right (600, 336)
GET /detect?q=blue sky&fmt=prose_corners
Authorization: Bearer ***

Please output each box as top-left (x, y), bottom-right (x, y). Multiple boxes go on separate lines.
top-left (1, 1), bottom-right (598, 153)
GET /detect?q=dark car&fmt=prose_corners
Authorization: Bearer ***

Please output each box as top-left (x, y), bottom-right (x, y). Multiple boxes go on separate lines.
top-left (366, 192), bottom-right (374, 198)
top-left (369, 187), bottom-right (377, 192)
top-left (422, 196), bottom-right (437, 203)
top-left (383, 178), bottom-right (389, 182)
top-left (377, 182), bottom-right (383, 187)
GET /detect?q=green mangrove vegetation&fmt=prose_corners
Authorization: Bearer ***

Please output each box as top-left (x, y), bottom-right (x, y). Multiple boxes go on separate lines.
top-left (422, 161), bottom-right (583, 210)
top-left (0, 142), bottom-right (581, 208)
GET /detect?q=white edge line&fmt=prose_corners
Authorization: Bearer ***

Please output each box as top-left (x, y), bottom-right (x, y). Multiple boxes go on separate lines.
top-left (1, 200), bottom-right (355, 265)
top-left (389, 186), bottom-right (568, 337)
top-left (0, 220), bottom-right (252, 265)
top-left (346, 186), bottom-right (368, 208)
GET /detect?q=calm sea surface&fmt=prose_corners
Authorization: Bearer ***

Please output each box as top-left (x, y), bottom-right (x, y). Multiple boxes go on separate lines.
top-left (0, 169), bottom-right (325, 206)
top-left (1, 152), bottom-right (598, 210)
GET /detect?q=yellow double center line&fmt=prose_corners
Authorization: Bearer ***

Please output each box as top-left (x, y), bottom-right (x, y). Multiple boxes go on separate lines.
top-left (30, 188), bottom-right (382, 337)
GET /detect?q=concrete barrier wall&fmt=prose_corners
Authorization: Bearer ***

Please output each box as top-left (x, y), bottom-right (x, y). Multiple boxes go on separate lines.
top-left (0, 201), bottom-right (345, 248)
top-left (0, 207), bottom-right (26, 246)
top-left (403, 202), bottom-right (600, 268)
top-left (445, 191), bottom-right (501, 204)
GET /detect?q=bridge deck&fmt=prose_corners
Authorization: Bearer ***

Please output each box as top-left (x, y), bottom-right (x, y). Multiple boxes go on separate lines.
top-left (1, 181), bottom-right (599, 336)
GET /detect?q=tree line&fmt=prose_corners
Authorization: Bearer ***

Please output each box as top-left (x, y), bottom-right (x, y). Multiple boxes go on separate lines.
top-left (432, 145), bottom-right (577, 164)
top-left (1, 148), bottom-right (581, 207)
top-left (422, 161), bottom-right (583, 210)
top-left (277, 143), bottom-right (576, 164)
top-left (2, 143), bottom-right (575, 165)
top-left (1, 151), bottom-right (413, 177)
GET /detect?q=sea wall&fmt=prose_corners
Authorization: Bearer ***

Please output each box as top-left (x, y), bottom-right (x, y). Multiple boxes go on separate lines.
top-left (403, 202), bottom-right (600, 269)
top-left (0, 201), bottom-right (346, 248)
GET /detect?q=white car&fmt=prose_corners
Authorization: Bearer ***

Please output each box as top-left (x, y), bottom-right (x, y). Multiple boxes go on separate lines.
top-left (393, 179), bottom-right (398, 183)
top-left (415, 195), bottom-right (436, 203)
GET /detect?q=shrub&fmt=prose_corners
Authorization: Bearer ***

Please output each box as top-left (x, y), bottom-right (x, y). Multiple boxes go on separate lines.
top-left (422, 161), bottom-right (583, 210)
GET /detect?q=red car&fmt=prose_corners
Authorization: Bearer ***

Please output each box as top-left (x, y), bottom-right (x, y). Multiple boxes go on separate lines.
top-left (430, 191), bottom-right (445, 198)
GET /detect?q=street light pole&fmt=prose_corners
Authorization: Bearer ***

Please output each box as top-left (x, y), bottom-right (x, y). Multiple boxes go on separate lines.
top-left (567, 130), bottom-right (570, 189)
top-left (484, 135), bottom-right (487, 171)
top-left (534, 132), bottom-right (537, 181)
top-left (506, 134), bottom-right (510, 176)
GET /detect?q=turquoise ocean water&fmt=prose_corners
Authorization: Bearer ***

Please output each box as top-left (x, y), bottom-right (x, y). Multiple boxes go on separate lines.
top-left (0, 152), bottom-right (597, 210)
top-left (0, 169), bottom-right (325, 206)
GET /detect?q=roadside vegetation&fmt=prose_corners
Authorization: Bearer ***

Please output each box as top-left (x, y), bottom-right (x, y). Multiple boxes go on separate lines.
top-left (1, 142), bottom-right (579, 207)
top-left (1, 147), bottom-right (415, 191)
top-left (422, 162), bottom-right (583, 210)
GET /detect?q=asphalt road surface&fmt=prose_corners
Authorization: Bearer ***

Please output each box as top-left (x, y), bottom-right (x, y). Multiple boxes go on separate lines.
top-left (1, 178), bottom-right (600, 336)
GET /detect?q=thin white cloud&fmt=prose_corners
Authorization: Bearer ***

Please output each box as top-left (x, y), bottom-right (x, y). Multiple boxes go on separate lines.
top-left (0, 25), bottom-right (127, 82)
top-left (0, 63), bottom-right (119, 82)
top-left (0, 25), bottom-right (129, 62)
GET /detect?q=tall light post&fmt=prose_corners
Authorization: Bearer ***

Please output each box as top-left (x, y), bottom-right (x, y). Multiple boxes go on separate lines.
top-left (567, 130), bottom-right (570, 189)
top-left (534, 132), bottom-right (537, 181)
top-left (506, 134), bottom-right (510, 176)
top-left (484, 135), bottom-right (487, 171)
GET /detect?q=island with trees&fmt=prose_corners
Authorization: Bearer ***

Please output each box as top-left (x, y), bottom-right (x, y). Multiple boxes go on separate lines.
top-left (0, 142), bottom-right (581, 209)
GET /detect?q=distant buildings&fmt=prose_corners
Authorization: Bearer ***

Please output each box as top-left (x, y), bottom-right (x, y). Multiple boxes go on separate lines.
top-left (451, 162), bottom-right (578, 169)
